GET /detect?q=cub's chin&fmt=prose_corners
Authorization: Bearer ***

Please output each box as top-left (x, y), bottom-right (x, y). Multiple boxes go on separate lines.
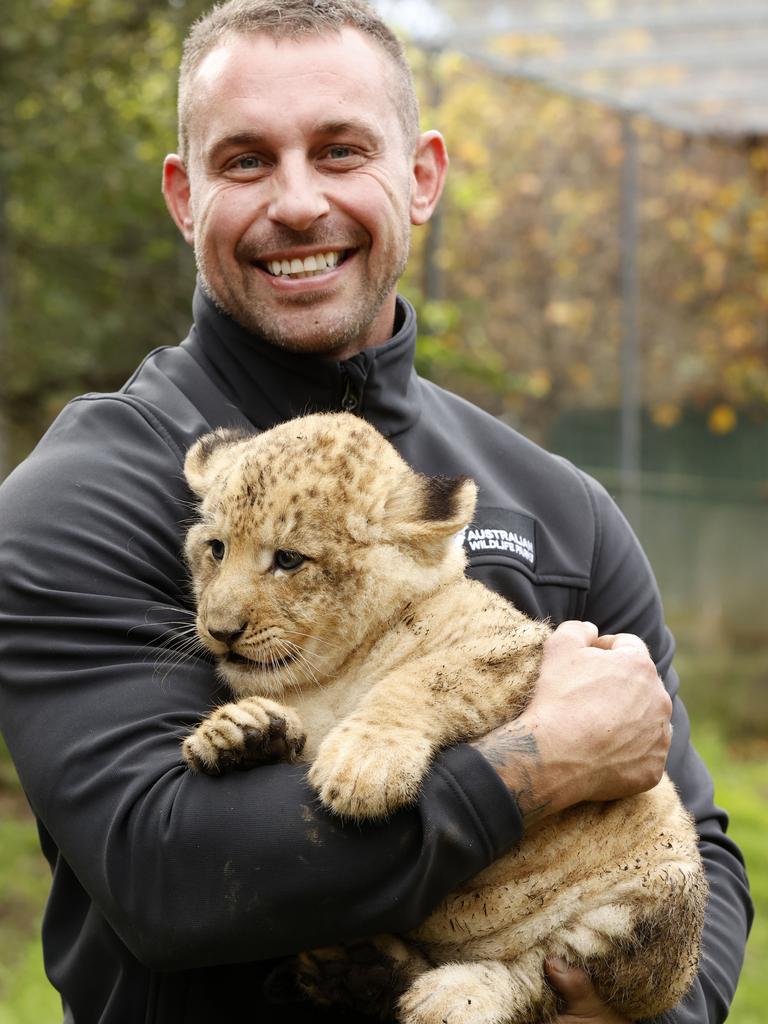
top-left (216, 650), bottom-right (306, 699)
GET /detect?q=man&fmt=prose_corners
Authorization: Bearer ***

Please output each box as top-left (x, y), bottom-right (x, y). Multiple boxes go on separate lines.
top-left (0, 1), bottom-right (751, 1022)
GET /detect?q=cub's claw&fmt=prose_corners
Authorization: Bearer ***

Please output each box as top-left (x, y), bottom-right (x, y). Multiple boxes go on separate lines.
top-left (182, 697), bottom-right (306, 774)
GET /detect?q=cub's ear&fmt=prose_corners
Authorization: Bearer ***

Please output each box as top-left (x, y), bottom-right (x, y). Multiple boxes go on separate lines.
top-left (420, 475), bottom-right (477, 536)
top-left (184, 428), bottom-right (255, 497)
top-left (384, 472), bottom-right (477, 551)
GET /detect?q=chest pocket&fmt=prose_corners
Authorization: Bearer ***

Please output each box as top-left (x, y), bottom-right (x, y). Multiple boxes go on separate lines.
top-left (463, 506), bottom-right (589, 624)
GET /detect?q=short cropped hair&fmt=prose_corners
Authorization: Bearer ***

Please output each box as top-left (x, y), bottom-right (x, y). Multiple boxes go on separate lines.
top-left (177, 0), bottom-right (420, 159)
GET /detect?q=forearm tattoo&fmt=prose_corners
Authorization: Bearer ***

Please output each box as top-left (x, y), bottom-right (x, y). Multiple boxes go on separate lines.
top-left (472, 723), bottom-right (551, 826)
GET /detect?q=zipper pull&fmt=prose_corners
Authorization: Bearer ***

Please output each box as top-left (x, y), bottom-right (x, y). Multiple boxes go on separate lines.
top-left (340, 377), bottom-right (360, 413)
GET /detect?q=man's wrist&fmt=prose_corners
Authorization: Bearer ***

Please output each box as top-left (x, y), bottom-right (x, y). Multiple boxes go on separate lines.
top-left (470, 718), bottom-right (554, 828)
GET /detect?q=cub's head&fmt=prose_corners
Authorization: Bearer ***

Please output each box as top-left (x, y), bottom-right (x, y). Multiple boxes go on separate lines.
top-left (183, 412), bottom-right (476, 698)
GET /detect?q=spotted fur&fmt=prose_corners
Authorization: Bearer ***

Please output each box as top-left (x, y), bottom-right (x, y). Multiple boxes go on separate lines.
top-left (181, 412), bottom-right (706, 1024)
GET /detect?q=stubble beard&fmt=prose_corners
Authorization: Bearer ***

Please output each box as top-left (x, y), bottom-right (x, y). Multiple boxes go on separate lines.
top-left (196, 234), bottom-right (410, 358)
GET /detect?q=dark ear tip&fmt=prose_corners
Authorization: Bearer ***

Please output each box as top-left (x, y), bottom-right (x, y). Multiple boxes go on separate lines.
top-left (193, 427), bottom-right (255, 463)
top-left (422, 474), bottom-right (472, 521)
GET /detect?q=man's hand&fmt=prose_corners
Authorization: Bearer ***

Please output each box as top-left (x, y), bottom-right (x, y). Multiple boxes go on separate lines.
top-left (546, 958), bottom-right (630, 1023)
top-left (471, 621), bottom-right (672, 824)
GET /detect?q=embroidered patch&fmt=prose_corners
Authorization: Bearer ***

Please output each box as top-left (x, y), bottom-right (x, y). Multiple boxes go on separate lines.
top-left (459, 508), bottom-right (537, 571)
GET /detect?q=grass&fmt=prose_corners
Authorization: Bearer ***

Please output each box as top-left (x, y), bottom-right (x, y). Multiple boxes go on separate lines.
top-left (691, 726), bottom-right (767, 1024)
top-left (0, 944), bottom-right (60, 1024)
top-left (0, 771), bottom-right (60, 1023)
top-left (0, 729), bottom-right (765, 1022)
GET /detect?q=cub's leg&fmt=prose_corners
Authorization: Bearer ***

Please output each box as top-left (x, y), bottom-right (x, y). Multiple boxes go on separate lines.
top-left (310, 624), bottom-right (546, 819)
top-left (398, 951), bottom-right (557, 1024)
top-left (584, 860), bottom-right (707, 1019)
top-left (182, 696), bottom-right (306, 774)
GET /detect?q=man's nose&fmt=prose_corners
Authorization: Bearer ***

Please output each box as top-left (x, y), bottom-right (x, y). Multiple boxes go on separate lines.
top-left (267, 156), bottom-right (330, 230)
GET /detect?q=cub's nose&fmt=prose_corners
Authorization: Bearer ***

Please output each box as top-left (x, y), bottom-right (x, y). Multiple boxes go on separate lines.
top-left (207, 624), bottom-right (247, 646)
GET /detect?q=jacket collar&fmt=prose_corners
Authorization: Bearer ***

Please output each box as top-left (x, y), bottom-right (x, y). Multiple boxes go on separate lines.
top-left (182, 282), bottom-right (423, 438)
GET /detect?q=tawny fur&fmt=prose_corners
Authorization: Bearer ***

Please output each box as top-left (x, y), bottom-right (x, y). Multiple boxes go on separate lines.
top-left (181, 412), bottom-right (707, 1024)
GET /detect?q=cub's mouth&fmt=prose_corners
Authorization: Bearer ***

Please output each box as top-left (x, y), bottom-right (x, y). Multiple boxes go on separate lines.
top-left (225, 651), bottom-right (298, 672)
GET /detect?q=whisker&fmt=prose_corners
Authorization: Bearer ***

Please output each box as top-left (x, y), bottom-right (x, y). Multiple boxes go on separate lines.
top-left (145, 628), bottom-right (205, 654)
top-left (134, 612), bottom-right (212, 687)
top-left (146, 604), bottom-right (196, 620)
top-left (128, 606), bottom-right (196, 638)
top-left (282, 628), bottom-right (341, 651)
top-left (279, 635), bottom-right (324, 663)
top-left (275, 638), bottom-right (322, 689)
top-left (280, 643), bottom-right (324, 674)
top-left (138, 627), bottom-right (201, 649)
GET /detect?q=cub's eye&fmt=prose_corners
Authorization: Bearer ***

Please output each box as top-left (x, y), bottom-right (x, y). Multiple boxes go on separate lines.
top-left (273, 549), bottom-right (305, 572)
top-left (208, 539), bottom-right (226, 561)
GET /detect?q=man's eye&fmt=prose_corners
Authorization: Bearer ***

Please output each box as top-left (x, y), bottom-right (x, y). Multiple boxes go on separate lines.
top-left (208, 539), bottom-right (226, 561)
top-left (234, 155), bottom-right (262, 170)
top-left (327, 146), bottom-right (352, 160)
top-left (273, 549), bottom-right (305, 572)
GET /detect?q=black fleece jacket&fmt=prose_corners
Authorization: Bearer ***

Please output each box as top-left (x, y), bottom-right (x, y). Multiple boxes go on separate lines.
top-left (0, 288), bottom-right (751, 1023)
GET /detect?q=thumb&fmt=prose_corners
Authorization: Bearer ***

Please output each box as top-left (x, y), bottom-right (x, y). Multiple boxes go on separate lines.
top-left (545, 958), bottom-right (600, 1013)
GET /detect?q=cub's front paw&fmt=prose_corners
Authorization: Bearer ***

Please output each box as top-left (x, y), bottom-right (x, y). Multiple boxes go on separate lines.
top-left (308, 724), bottom-right (432, 819)
top-left (182, 696), bottom-right (306, 775)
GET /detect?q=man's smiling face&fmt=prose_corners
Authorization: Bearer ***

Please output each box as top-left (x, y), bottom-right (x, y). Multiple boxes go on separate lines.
top-left (164, 28), bottom-right (444, 358)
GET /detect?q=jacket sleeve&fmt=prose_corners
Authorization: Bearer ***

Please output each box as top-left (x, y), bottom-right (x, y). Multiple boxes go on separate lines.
top-left (580, 472), bottom-right (753, 1024)
top-left (0, 395), bottom-right (522, 972)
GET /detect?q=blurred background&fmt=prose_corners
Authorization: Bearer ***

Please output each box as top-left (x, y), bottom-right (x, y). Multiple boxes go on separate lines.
top-left (0, 0), bottom-right (765, 1020)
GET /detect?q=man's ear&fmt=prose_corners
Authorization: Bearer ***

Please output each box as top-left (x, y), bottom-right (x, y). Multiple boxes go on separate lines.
top-left (410, 130), bottom-right (449, 226)
top-left (162, 154), bottom-right (195, 246)
top-left (184, 428), bottom-right (255, 497)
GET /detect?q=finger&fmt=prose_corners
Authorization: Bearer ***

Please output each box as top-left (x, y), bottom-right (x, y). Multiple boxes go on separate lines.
top-left (545, 958), bottom-right (602, 1012)
top-left (607, 632), bottom-right (649, 654)
top-left (548, 621), bottom-right (599, 648)
top-left (591, 634), bottom-right (617, 650)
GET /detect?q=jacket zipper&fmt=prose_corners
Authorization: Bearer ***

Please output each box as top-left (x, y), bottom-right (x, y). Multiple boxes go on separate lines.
top-left (340, 376), bottom-right (360, 412)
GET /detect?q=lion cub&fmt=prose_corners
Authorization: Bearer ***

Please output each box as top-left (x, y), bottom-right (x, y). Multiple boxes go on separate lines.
top-left (181, 412), bottom-right (706, 1024)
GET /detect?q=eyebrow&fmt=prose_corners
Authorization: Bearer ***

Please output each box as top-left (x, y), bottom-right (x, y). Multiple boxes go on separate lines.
top-left (206, 131), bottom-right (270, 164)
top-left (313, 118), bottom-right (385, 148)
top-left (205, 118), bottom-right (385, 163)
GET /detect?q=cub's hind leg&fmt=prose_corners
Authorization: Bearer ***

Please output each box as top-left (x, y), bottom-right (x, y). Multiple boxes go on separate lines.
top-left (398, 952), bottom-right (558, 1024)
top-left (584, 859), bottom-right (707, 1019)
top-left (399, 857), bottom-right (705, 1024)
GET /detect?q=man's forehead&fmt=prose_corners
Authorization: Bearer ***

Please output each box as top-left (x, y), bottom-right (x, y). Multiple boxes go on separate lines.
top-left (192, 26), bottom-right (390, 97)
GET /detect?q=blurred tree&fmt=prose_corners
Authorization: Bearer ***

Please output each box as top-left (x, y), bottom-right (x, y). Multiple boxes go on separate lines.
top-left (1, 0), bottom-right (208, 463)
top-left (401, 49), bottom-right (768, 445)
top-left (0, 5), bottom-right (766, 464)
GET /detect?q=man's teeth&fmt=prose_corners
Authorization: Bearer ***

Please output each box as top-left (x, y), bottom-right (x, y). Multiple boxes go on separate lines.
top-left (266, 251), bottom-right (343, 278)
